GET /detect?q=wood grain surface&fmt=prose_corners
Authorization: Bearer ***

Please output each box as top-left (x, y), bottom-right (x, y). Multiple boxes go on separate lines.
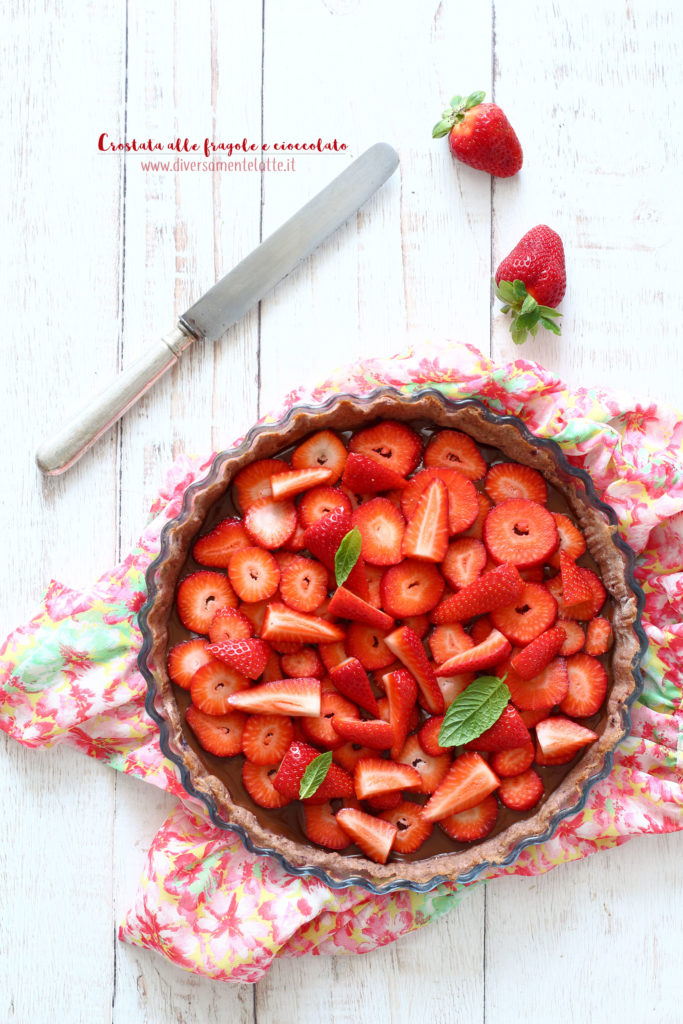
top-left (2, 1), bottom-right (682, 1022)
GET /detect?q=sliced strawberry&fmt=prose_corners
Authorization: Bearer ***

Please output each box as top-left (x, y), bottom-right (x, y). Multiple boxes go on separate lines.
top-left (318, 640), bottom-right (348, 672)
top-left (418, 715), bottom-right (449, 756)
top-left (535, 715), bottom-right (598, 759)
top-left (239, 597), bottom-right (270, 634)
top-left (190, 661), bottom-right (250, 715)
top-left (328, 586), bottom-right (394, 630)
top-left (401, 479), bottom-right (449, 563)
top-left (518, 707), bottom-right (550, 729)
top-left (241, 713), bottom-right (295, 764)
top-left (301, 692), bottom-right (359, 749)
top-left (377, 800), bottom-right (432, 853)
top-left (270, 467), bottom-right (335, 501)
top-left (421, 751), bottom-right (500, 822)
top-left (167, 638), bottom-right (213, 689)
top-left (354, 757), bottom-right (422, 799)
top-left (279, 556), bottom-right (328, 614)
top-left (519, 565), bottom-right (545, 583)
top-left (243, 496), bottom-right (298, 549)
top-left (228, 677), bottom-right (321, 716)
top-left (559, 550), bottom-right (592, 606)
top-left (233, 458), bottom-right (287, 511)
top-left (558, 618), bottom-right (585, 656)
top-left (484, 462), bottom-right (548, 505)
top-left (185, 705), bottom-right (246, 757)
top-left (584, 616), bottom-right (613, 656)
top-left (291, 430), bottom-right (348, 483)
top-left (439, 793), bottom-right (499, 842)
top-left (208, 638), bottom-right (271, 679)
top-left (462, 491), bottom-right (493, 540)
top-left (192, 517), bottom-right (250, 567)
top-left (383, 668), bottom-right (418, 759)
top-left (333, 741), bottom-right (376, 772)
top-left (436, 629), bottom-right (511, 675)
top-left (490, 741), bottom-right (535, 777)
top-left (332, 717), bottom-right (394, 750)
top-left (559, 653), bottom-right (608, 717)
top-left (302, 801), bottom-right (351, 849)
top-left (498, 769), bottom-right (544, 811)
top-left (282, 520), bottom-right (307, 553)
top-left (274, 550), bottom-right (298, 575)
top-left (423, 429), bottom-right (487, 480)
top-left (364, 563), bottom-right (384, 607)
top-left (176, 571), bottom-right (237, 634)
top-left (504, 656), bottom-right (569, 711)
top-left (376, 694), bottom-right (419, 733)
top-left (437, 672), bottom-right (475, 708)
top-left (280, 646), bottom-right (325, 679)
top-left (346, 622), bottom-right (395, 671)
top-left (534, 745), bottom-right (580, 766)
top-left (273, 740), bottom-right (354, 802)
top-left (352, 497), bottom-right (406, 566)
top-left (511, 626), bottom-right (567, 680)
top-left (297, 485), bottom-right (352, 529)
top-left (431, 563), bottom-right (524, 623)
top-left (242, 761), bottom-right (291, 808)
top-left (261, 648), bottom-right (282, 683)
top-left (441, 537), bottom-right (487, 590)
top-left (401, 468), bottom-right (479, 535)
top-left (342, 452), bottom-right (408, 493)
top-left (465, 704), bottom-right (530, 752)
top-left (208, 607), bottom-right (254, 644)
top-left (336, 807), bottom-right (397, 864)
top-left (395, 734), bottom-right (451, 793)
top-left (329, 657), bottom-right (379, 715)
top-left (261, 604), bottom-right (346, 644)
top-left (548, 512), bottom-right (587, 569)
top-left (402, 614), bottom-right (430, 638)
top-left (349, 420), bottom-right (423, 476)
top-left (365, 790), bottom-right (403, 811)
top-left (381, 561), bottom-right (445, 617)
top-left (546, 568), bottom-right (606, 620)
top-left (490, 582), bottom-right (557, 645)
top-left (228, 547), bottom-right (280, 603)
top-left (385, 625), bottom-right (444, 715)
top-left (484, 498), bottom-right (558, 567)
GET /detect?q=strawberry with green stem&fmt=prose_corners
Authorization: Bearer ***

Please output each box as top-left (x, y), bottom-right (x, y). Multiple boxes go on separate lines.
top-left (494, 225), bottom-right (566, 345)
top-left (432, 91), bottom-right (523, 178)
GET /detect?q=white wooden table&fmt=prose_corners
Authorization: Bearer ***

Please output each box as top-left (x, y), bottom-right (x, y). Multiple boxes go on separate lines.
top-left (3, 2), bottom-right (682, 1021)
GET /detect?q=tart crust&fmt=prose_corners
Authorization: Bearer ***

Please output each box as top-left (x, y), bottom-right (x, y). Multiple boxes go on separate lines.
top-left (143, 390), bottom-right (642, 886)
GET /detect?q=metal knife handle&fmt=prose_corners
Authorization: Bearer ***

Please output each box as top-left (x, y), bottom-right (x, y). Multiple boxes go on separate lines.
top-left (35, 325), bottom-right (194, 475)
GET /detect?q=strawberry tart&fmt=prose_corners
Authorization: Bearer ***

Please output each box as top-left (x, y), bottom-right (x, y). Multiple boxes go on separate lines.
top-left (139, 390), bottom-right (644, 888)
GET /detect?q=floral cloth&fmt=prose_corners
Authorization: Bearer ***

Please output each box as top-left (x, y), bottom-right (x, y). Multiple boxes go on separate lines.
top-left (1, 341), bottom-right (681, 983)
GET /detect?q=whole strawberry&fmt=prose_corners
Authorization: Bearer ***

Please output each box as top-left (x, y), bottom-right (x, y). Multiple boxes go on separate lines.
top-left (432, 91), bottom-right (522, 178)
top-left (494, 225), bottom-right (566, 345)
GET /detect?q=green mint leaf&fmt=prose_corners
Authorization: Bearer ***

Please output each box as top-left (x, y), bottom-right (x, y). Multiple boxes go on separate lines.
top-left (465, 90), bottom-right (486, 108)
top-left (299, 751), bottom-right (333, 799)
top-left (335, 527), bottom-right (362, 587)
top-left (438, 676), bottom-right (511, 747)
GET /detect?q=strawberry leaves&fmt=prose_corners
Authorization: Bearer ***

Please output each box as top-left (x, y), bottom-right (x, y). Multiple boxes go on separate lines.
top-left (494, 279), bottom-right (562, 345)
top-left (432, 90), bottom-right (486, 137)
top-left (438, 675), bottom-right (511, 747)
top-left (334, 527), bottom-right (362, 586)
top-left (299, 750), bottom-right (333, 799)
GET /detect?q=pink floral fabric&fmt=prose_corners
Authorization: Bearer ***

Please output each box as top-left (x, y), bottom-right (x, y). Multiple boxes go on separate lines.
top-left (1, 341), bottom-right (681, 983)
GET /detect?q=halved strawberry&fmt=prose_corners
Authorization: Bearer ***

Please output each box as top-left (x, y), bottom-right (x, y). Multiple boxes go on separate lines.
top-left (208, 638), bottom-right (271, 680)
top-left (503, 656), bottom-right (569, 711)
top-left (559, 653), bottom-right (608, 717)
top-left (335, 807), bottom-right (398, 864)
top-left (346, 622), bottom-right (395, 671)
top-left (497, 769), bottom-right (544, 811)
top-left (439, 793), bottom-right (499, 842)
top-left (239, 597), bottom-right (270, 634)
top-left (518, 707), bottom-right (550, 729)
top-left (379, 800), bottom-right (433, 853)
top-left (462, 491), bottom-right (493, 540)
top-left (297, 486), bottom-right (352, 529)
top-left (484, 462), bottom-right (548, 505)
top-left (228, 677), bottom-right (321, 716)
top-left (535, 715), bottom-right (598, 759)
top-left (242, 713), bottom-right (295, 764)
top-left (431, 563), bottom-right (524, 623)
top-left (302, 505), bottom-right (369, 598)
top-left (342, 452), bottom-right (408, 493)
top-left (465, 704), bottom-right (530, 752)
top-left (510, 626), bottom-right (567, 680)
top-left (548, 512), bottom-right (587, 569)
top-left (279, 556), bottom-right (328, 614)
top-left (302, 801), bottom-right (351, 849)
top-left (270, 467), bottom-right (335, 501)
top-left (441, 537), bottom-right (487, 590)
top-left (332, 716), bottom-right (393, 750)
top-left (558, 618), bottom-right (585, 656)
top-left (423, 429), bottom-right (486, 480)
top-left (208, 607), bottom-right (254, 644)
top-left (484, 498), bottom-right (558, 567)
top-left (401, 468), bottom-right (479, 535)
top-left (381, 561), bottom-right (445, 617)
top-left (291, 430), bottom-right (348, 483)
top-left (401, 479), bottom-right (449, 562)
top-left (244, 496), bottom-right (298, 549)
top-left (436, 672), bottom-right (475, 708)
top-left (242, 761), bottom-right (291, 808)
top-left (280, 646), bottom-right (325, 679)
top-left (318, 640), bottom-right (348, 672)
top-left (185, 705), bottom-right (247, 756)
top-left (546, 568), bottom-right (606, 620)
top-left (228, 547), bottom-right (280, 603)
top-left (192, 517), bottom-right (251, 567)
top-left (490, 582), bottom-right (557, 645)
top-left (584, 617), bottom-right (613, 656)
top-left (376, 695), bottom-right (419, 732)
top-left (354, 757), bottom-right (422, 799)
top-left (329, 657), bottom-right (379, 715)
top-left (352, 497), bottom-right (406, 566)
top-left (333, 741), bottom-right (376, 772)
top-left (436, 628), bottom-right (511, 675)
top-left (328, 586), bottom-right (394, 630)
top-left (385, 625), bottom-right (444, 715)
top-left (364, 563), bottom-right (384, 607)
top-left (421, 751), bottom-right (500, 822)
top-left (418, 715), bottom-right (448, 756)
top-left (261, 604), bottom-right (346, 644)
top-left (365, 790), bottom-right (403, 811)
top-left (176, 571), bottom-right (237, 634)
top-left (349, 420), bottom-right (423, 476)
top-left (301, 692), bottom-right (359, 749)
top-left (534, 745), bottom-right (580, 767)
top-left (233, 458), bottom-right (287, 511)
top-left (559, 550), bottom-right (592, 606)
top-left (261, 648), bottom-right (283, 683)
top-left (490, 741), bottom-right (535, 777)
top-left (402, 614), bottom-right (430, 638)
top-left (383, 668), bottom-right (418, 759)
top-left (167, 638), bottom-right (213, 689)
top-left (273, 740), bottom-right (354, 802)
top-left (190, 661), bottom-right (250, 715)
top-left (395, 734), bottom-right (451, 793)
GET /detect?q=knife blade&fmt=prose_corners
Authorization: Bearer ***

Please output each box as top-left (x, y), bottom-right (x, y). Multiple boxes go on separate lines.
top-left (35, 142), bottom-right (399, 475)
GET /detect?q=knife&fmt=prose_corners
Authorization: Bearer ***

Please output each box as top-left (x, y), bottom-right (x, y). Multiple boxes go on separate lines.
top-left (35, 142), bottom-right (399, 475)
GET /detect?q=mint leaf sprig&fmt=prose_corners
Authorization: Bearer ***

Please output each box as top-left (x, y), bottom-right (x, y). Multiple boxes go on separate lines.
top-left (299, 751), bottom-right (333, 800)
top-left (438, 675), bottom-right (511, 748)
top-left (335, 527), bottom-right (362, 587)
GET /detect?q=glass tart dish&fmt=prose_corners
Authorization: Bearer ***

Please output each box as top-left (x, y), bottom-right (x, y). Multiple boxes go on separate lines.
top-left (138, 389), bottom-right (646, 893)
